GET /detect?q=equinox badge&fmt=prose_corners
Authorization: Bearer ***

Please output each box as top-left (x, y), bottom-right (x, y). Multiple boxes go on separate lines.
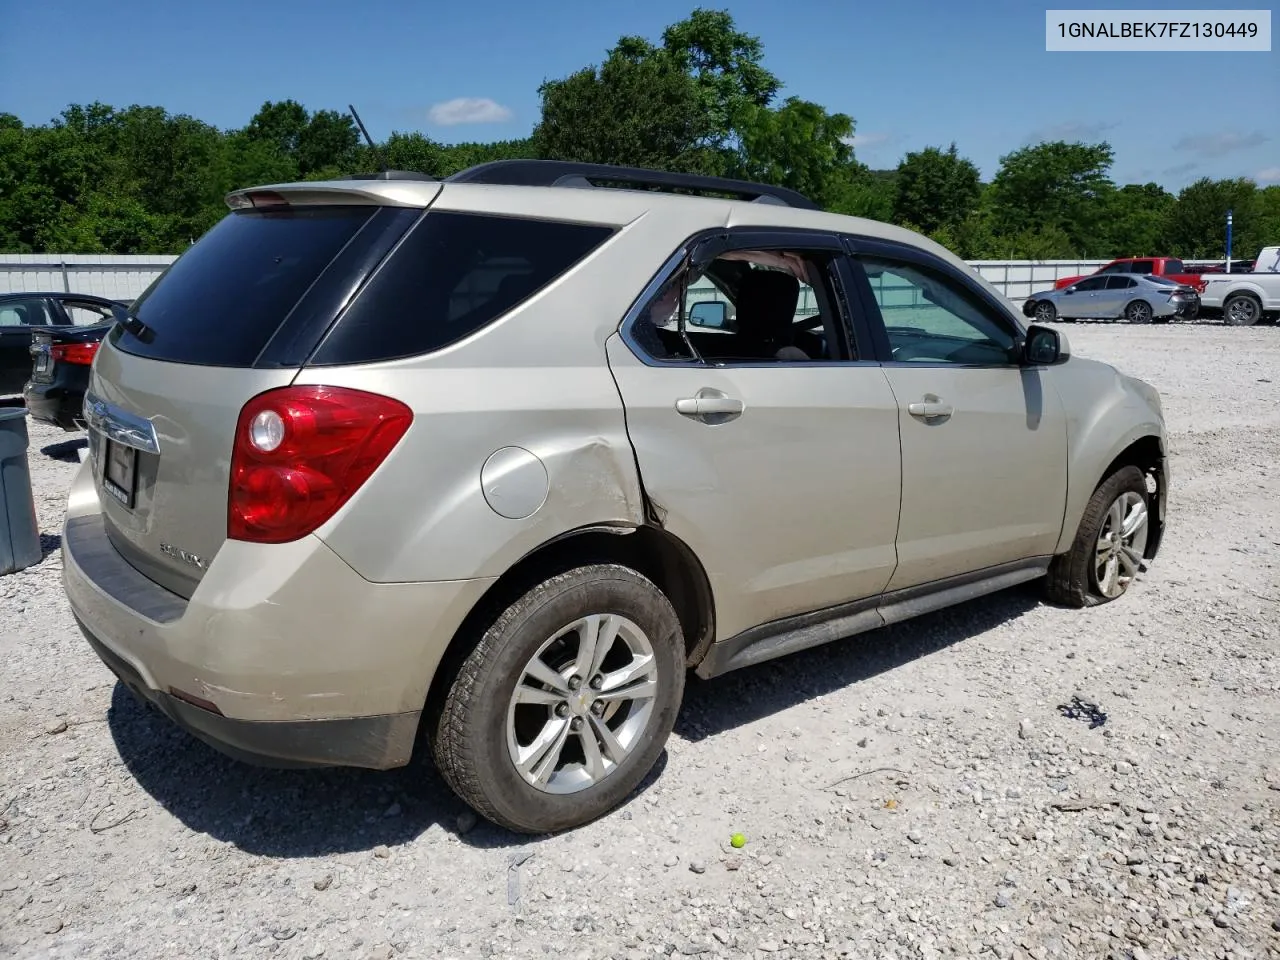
top-left (160, 543), bottom-right (207, 570)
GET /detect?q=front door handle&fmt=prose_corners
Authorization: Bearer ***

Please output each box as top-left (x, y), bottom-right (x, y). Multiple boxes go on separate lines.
top-left (675, 388), bottom-right (744, 423)
top-left (908, 397), bottom-right (953, 421)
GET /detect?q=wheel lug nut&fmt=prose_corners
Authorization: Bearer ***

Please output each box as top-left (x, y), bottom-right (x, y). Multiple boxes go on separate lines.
top-left (571, 717), bottom-right (583, 730)
top-left (591, 701), bottom-right (604, 716)
top-left (589, 675), bottom-right (603, 690)
top-left (555, 703), bottom-right (569, 718)
top-left (568, 675), bottom-right (582, 691)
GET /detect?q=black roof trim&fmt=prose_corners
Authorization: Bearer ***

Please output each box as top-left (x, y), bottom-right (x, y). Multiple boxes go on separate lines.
top-left (347, 170), bottom-right (439, 181)
top-left (445, 160), bottom-right (821, 210)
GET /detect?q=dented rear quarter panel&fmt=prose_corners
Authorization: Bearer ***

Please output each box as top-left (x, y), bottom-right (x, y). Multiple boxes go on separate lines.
top-left (296, 202), bottom-right (725, 583)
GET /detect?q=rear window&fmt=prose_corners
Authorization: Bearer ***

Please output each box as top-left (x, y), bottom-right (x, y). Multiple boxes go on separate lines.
top-left (114, 206), bottom-right (378, 366)
top-left (1129, 260), bottom-right (1155, 274)
top-left (1163, 259), bottom-right (1184, 273)
top-left (310, 211), bottom-right (615, 365)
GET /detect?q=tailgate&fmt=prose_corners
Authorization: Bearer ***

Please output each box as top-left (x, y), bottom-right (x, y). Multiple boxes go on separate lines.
top-left (81, 195), bottom-right (425, 597)
top-left (85, 352), bottom-right (296, 596)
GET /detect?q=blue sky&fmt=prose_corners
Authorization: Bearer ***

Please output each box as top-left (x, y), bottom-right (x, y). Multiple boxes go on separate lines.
top-left (3, 0), bottom-right (1276, 189)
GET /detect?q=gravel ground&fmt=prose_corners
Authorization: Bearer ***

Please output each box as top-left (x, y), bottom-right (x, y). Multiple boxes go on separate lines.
top-left (2, 322), bottom-right (1278, 960)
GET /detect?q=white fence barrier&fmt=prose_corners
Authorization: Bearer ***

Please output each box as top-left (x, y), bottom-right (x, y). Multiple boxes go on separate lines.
top-left (0, 254), bottom-right (1111, 309)
top-left (0, 255), bottom-right (176, 302)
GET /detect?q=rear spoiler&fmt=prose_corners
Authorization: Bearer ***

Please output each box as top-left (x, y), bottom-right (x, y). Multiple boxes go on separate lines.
top-left (224, 179), bottom-right (441, 210)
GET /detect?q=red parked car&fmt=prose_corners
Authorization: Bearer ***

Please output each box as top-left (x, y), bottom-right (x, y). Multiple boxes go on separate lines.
top-left (1054, 257), bottom-right (1207, 294)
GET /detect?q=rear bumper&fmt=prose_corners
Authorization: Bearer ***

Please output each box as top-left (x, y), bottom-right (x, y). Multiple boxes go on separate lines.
top-left (23, 380), bottom-right (86, 430)
top-left (78, 618), bottom-right (419, 769)
top-left (61, 459), bottom-right (495, 769)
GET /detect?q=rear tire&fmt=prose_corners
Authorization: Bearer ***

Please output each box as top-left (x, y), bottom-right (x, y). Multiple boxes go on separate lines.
top-left (431, 564), bottom-right (685, 834)
top-left (1223, 294), bottom-right (1261, 326)
top-left (1045, 465), bottom-right (1151, 608)
top-left (1124, 299), bottom-right (1153, 324)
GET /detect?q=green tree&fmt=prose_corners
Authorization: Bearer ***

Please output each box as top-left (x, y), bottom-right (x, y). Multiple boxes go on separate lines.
top-left (438, 138), bottom-right (535, 177)
top-left (1253, 186), bottom-right (1280, 261)
top-left (1164, 177), bottom-right (1261, 259)
top-left (729, 97), bottom-right (854, 207)
top-left (989, 140), bottom-right (1115, 255)
top-left (1100, 182), bottom-right (1174, 256)
top-left (892, 143), bottom-right (981, 234)
top-left (381, 131), bottom-right (446, 176)
top-left (654, 7), bottom-right (780, 151)
top-left (826, 166), bottom-right (895, 221)
top-left (297, 109), bottom-right (359, 176)
top-left (535, 9), bottom-right (853, 205)
top-left (244, 99), bottom-right (309, 167)
top-left (533, 46), bottom-right (715, 172)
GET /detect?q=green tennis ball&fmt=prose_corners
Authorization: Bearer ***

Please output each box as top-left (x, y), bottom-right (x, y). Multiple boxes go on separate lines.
top-left (730, 833), bottom-right (746, 848)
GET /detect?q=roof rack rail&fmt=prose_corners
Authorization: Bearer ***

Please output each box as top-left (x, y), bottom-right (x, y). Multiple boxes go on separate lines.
top-left (445, 160), bottom-right (820, 210)
top-left (348, 170), bottom-right (438, 181)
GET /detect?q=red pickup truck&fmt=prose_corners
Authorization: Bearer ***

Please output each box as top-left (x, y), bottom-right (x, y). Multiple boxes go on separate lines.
top-left (1054, 257), bottom-right (1207, 293)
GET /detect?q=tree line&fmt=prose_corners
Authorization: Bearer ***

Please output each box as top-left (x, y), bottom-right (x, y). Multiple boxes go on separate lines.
top-left (2, 8), bottom-right (1275, 261)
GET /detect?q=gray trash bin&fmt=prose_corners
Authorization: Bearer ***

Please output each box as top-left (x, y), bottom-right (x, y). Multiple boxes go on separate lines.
top-left (0, 408), bottom-right (43, 576)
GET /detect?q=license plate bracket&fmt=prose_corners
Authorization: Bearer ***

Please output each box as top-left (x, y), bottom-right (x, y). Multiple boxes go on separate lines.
top-left (103, 440), bottom-right (138, 509)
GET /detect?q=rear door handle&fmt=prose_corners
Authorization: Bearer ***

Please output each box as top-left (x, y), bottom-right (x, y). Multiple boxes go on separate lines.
top-left (908, 398), bottom-right (953, 421)
top-left (675, 388), bottom-right (744, 423)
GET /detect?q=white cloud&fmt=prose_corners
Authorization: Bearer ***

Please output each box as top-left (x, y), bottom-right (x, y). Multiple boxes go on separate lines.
top-left (427, 97), bottom-right (513, 126)
top-left (1173, 131), bottom-right (1268, 158)
top-left (1255, 166), bottom-right (1280, 184)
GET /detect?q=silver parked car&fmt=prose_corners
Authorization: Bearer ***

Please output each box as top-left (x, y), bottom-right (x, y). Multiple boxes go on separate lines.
top-left (63, 161), bottom-right (1169, 834)
top-left (1024, 273), bottom-right (1200, 324)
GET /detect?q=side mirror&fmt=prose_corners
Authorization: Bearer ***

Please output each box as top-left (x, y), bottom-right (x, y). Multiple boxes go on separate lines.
top-left (688, 300), bottom-right (728, 329)
top-left (1023, 324), bottom-right (1070, 365)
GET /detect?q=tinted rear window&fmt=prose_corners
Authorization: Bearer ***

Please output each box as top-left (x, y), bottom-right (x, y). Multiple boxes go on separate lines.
top-left (1163, 259), bottom-right (1184, 273)
top-left (310, 211), bottom-right (615, 365)
top-left (114, 206), bottom-right (377, 366)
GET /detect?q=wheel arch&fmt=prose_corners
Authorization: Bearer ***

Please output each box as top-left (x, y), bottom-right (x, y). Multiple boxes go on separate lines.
top-left (1083, 433), bottom-right (1166, 562)
top-left (422, 522), bottom-right (716, 724)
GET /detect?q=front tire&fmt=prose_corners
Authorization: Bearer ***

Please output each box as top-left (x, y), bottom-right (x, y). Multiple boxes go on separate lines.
top-left (1045, 465), bottom-right (1151, 608)
top-left (1033, 300), bottom-right (1058, 324)
top-left (431, 564), bottom-right (685, 834)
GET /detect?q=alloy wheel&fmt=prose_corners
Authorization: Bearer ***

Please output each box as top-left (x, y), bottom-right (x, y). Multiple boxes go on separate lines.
top-left (506, 613), bottom-right (658, 795)
top-left (1093, 491), bottom-right (1149, 599)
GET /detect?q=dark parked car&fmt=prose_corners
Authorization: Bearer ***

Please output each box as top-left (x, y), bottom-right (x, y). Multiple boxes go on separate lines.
top-left (0, 293), bottom-right (124, 427)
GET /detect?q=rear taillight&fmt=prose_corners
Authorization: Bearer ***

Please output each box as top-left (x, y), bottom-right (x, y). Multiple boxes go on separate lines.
top-left (228, 386), bottom-right (413, 544)
top-left (51, 342), bottom-right (99, 365)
